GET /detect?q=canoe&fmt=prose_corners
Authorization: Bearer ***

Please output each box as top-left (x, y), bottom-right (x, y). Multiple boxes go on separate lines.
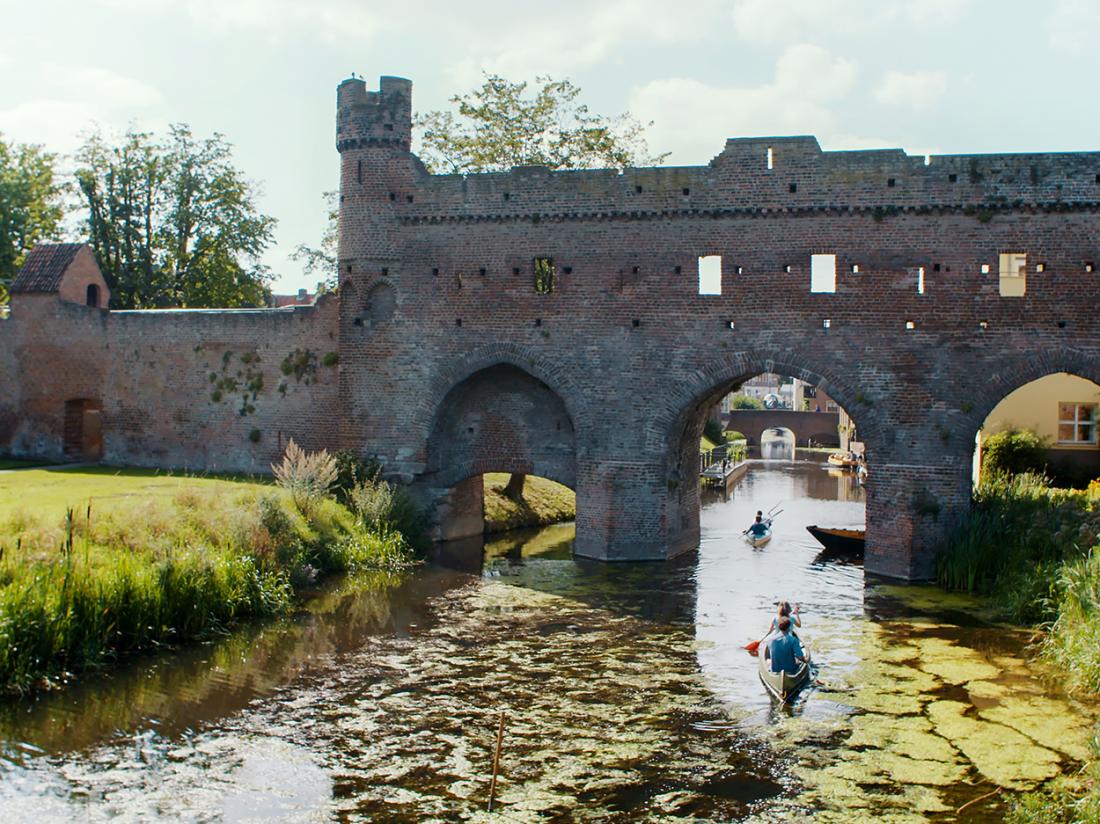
top-left (746, 530), bottom-right (771, 548)
top-left (806, 525), bottom-right (865, 554)
top-left (758, 638), bottom-right (812, 701)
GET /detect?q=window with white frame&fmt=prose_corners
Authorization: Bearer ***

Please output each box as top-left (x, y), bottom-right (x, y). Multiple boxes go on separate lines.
top-left (1058, 402), bottom-right (1098, 444)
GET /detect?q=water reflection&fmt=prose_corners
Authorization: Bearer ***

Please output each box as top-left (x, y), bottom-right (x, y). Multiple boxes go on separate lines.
top-left (0, 459), bottom-right (1093, 823)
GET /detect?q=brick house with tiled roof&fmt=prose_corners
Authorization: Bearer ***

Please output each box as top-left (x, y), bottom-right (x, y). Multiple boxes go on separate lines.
top-left (10, 243), bottom-right (110, 308)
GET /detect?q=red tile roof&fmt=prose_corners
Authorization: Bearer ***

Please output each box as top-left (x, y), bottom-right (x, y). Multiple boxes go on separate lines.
top-left (10, 243), bottom-right (85, 293)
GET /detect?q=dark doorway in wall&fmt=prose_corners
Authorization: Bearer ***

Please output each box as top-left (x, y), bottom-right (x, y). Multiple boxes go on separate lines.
top-left (63, 398), bottom-right (103, 461)
top-left (86, 283), bottom-right (100, 307)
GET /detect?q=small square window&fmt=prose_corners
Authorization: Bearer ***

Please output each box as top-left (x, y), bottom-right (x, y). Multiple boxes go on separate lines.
top-left (784, 264), bottom-right (792, 273)
top-left (980, 263), bottom-right (991, 274)
top-left (384, 123), bottom-right (394, 132)
top-left (1086, 262), bottom-right (1095, 273)
top-left (455, 318), bottom-right (462, 327)
top-left (381, 267), bottom-right (388, 276)
top-left (979, 320), bottom-right (988, 330)
top-left (682, 187), bottom-right (690, 196)
top-left (789, 183), bottom-right (797, 193)
top-left (949, 173), bottom-right (958, 183)
top-left (389, 192), bottom-right (396, 201)
top-left (632, 318), bottom-right (641, 328)
top-left (674, 265), bottom-right (682, 275)
top-left (632, 266), bottom-right (639, 275)
top-left (562, 266), bottom-right (572, 274)
top-left (503, 193), bottom-right (510, 201)
top-left (727, 320), bottom-right (735, 330)
top-left (905, 320), bottom-right (916, 330)
top-left (736, 266), bottom-right (744, 275)
top-left (406, 195), bottom-right (414, 203)
top-left (635, 185), bottom-right (643, 194)
top-left (512, 267), bottom-right (520, 275)
top-left (851, 264), bottom-right (860, 274)
top-left (822, 318), bottom-right (831, 329)
top-left (479, 267), bottom-right (487, 276)
top-left (887, 178), bottom-right (896, 187)
top-left (933, 263), bottom-right (941, 272)
top-left (1036, 262), bottom-right (1046, 273)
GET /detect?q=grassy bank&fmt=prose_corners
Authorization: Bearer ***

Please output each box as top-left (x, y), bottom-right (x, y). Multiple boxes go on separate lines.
top-left (0, 464), bottom-right (416, 695)
top-left (936, 474), bottom-right (1100, 821)
top-left (483, 473), bottom-right (576, 533)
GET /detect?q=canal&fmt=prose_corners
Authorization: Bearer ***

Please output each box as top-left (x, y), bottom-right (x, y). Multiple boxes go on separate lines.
top-left (0, 458), bottom-right (1093, 821)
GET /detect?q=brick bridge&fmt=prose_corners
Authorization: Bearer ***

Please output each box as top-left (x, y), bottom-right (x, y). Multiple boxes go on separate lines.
top-left (724, 410), bottom-right (841, 447)
top-left (3, 74), bottom-right (1100, 580)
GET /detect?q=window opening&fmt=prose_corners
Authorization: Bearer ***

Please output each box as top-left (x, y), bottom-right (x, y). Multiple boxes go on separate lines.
top-left (917, 266), bottom-right (926, 295)
top-left (822, 318), bottom-right (831, 329)
top-left (767, 147), bottom-right (774, 170)
top-left (905, 320), bottom-right (916, 330)
top-left (86, 283), bottom-right (100, 307)
top-left (1086, 262), bottom-right (1095, 273)
top-left (949, 173), bottom-right (958, 183)
top-left (887, 178), bottom-right (896, 187)
top-left (1058, 402), bottom-right (1097, 444)
top-left (736, 266), bottom-right (743, 275)
top-left (479, 267), bottom-right (486, 276)
top-left (356, 159), bottom-right (362, 183)
top-left (682, 187), bottom-right (690, 196)
top-left (999, 252), bottom-right (1027, 297)
top-left (979, 320), bottom-right (988, 330)
top-left (789, 183), bottom-right (797, 193)
top-left (698, 255), bottom-right (722, 295)
top-left (981, 263), bottom-right (991, 274)
top-left (534, 257), bottom-right (556, 294)
top-left (851, 264), bottom-right (860, 274)
top-left (1036, 262), bottom-right (1046, 272)
top-left (727, 320), bottom-right (735, 330)
top-left (810, 253), bottom-right (837, 293)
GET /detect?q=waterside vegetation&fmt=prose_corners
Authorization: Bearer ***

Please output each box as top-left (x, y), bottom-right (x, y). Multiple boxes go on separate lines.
top-left (483, 472), bottom-right (576, 533)
top-left (0, 445), bottom-right (421, 695)
top-left (936, 472), bottom-right (1100, 821)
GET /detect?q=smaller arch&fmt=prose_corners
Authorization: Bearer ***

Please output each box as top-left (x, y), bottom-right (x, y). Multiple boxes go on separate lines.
top-left (86, 283), bottom-right (100, 307)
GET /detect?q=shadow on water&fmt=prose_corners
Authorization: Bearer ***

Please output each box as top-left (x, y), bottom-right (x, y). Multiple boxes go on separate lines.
top-left (0, 457), bottom-right (1095, 822)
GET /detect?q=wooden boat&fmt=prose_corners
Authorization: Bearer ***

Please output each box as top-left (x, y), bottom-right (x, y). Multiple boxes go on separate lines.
top-left (826, 451), bottom-right (858, 469)
top-left (806, 525), bottom-right (865, 554)
top-left (758, 638), bottom-right (812, 701)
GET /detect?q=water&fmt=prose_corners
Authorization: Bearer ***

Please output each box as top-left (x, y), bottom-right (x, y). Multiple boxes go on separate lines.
top-left (0, 459), bottom-right (1093, 822)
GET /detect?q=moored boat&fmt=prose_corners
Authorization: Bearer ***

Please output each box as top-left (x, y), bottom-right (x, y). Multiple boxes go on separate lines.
top-left (806, 525), bottom-right (865, 554)
top-left (758, 639), bottom-right (812, 701)
top-left (826, 451), bottom-right (858, 469)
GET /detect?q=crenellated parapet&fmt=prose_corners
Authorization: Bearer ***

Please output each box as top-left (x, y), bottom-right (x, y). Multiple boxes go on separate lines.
top-left (336, 75), bottom-right (412, 153)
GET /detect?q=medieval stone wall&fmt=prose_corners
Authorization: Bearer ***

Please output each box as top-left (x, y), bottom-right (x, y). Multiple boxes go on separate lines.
top-left (3, 296), bottom-right (339, 471)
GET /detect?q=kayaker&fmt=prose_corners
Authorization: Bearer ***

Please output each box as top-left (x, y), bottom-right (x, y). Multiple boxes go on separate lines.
top-left (746, 514), bottom-right (769, 539)
top-left (767, 600), bottom-right (801, 635)
top-left (768, 616), bottom-right (806, 674)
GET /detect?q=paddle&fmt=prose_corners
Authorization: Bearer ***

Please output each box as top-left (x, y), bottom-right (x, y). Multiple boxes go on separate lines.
top-left (743, 639), bottom-right (760, 655)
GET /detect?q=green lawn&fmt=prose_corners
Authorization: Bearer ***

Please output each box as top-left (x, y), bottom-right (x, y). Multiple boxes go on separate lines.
top-left (483, 472), bottom-right (575, 533)
top-left (0, 466), bottom-right (271, 524)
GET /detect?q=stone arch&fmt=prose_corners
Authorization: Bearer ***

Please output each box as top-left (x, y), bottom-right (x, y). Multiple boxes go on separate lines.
top-left (415, 342), bottom-right (592, 452)
top-left (362, 281), bottom-right (396, 325)
top-left (953, 348), bottom-right (1100, 443)
top-left (657, 348), bottom-right (880, 557)
top-left (424, 362), bottom-right (577, 491)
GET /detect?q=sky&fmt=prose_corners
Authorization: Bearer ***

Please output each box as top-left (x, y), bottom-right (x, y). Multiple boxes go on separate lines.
top-left (2, 0), bottom-right (1099, 294)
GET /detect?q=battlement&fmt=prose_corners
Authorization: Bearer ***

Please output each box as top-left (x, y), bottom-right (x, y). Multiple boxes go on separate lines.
top-left (337, 75), bottom-right (412, 152)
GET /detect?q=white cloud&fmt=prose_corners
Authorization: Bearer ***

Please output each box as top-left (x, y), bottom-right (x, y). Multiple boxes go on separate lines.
top-left (98, 0), bottom-right (387, 41)
top-left (874, 70), bottom-right (948, 109)
top-left (1046, 0), bottom-right (1100, 52)
top-left (731, 0), bottom-right (969, 43)
top-left (629, 44), bottom-right (870, 163)
top-left (0, 64), bottom-right (162, 151)
top-left (441, 0), bottom-right (728, 85)
top-left (41, 64), bottom-right (162, 109)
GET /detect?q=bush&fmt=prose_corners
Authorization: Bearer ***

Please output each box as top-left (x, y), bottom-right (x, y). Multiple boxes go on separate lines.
top-left (331, 450), bottom-right (381, 501)
top-left (272, 439), bottom-right (338, 514)
top-left (703, 418), bottom-right (726, 444)
top-left (726, 430), bottom-right (745, 442)
top-left (982, 428), bottom-right (1048, 478)
top-left (730, 394), bottom-right (763, 410)
top-left (348, 475), bottom-right (428, 552)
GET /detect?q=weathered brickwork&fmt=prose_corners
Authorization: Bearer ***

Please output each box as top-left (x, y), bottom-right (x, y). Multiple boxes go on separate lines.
top-left (724, 410), bottom-right (841, 446)
top-left (2, 73), bottom-right (1100, 581)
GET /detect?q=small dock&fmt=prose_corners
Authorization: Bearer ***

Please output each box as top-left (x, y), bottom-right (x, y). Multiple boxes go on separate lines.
top-left (701, 459), bottom-right (748, 490)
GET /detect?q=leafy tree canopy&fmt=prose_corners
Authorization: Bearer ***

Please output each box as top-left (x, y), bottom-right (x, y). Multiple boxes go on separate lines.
top-left (414, 74), bottom-right (669, 174)
top-left (75, 125), bottom-right (276, 309)
top-left (0, 135), bottom-right (65, 303)
top-left (299, 75), bottom-right (669, 289)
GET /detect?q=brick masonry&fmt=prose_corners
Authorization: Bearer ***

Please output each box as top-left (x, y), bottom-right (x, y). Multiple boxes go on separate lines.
top-left (3, 74), bottom-right (1100, 580)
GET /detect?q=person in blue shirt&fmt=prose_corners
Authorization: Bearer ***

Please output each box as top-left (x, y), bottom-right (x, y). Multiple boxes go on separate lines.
top-left (768, 616), bottom-right (806, 674)
top-left (747, 514), bottom-right (769, 538)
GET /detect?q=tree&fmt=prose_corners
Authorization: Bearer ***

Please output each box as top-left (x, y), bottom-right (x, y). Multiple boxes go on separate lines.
top-left (982, 428), bottom-right (1048, 479)
top-left (290, 190), bottom-right (338, 291)
top-left (730, 394), bottom-right (764, 410)
top-left (75, 125), bottom-right (276, 309)
top-left (415, 74), bottom-right (669, 174)
top-left (0, 135), bottom-right (65, 303)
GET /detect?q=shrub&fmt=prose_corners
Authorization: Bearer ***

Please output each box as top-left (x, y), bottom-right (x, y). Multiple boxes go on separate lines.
top-left (331, 450), bottom-right (381, 502)
top-left (272, 439), bottom-right (338, 514)
top-left (730, 394), bottom-right (763, 410)
top-left (726, 430), bottom-right (745, 442)
top-left (348, 475), bottom-right (428, 552)
top-left (982, 428), bottom-right (1048, 478)
top-left (703, 418), bottom-right (726, 444)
